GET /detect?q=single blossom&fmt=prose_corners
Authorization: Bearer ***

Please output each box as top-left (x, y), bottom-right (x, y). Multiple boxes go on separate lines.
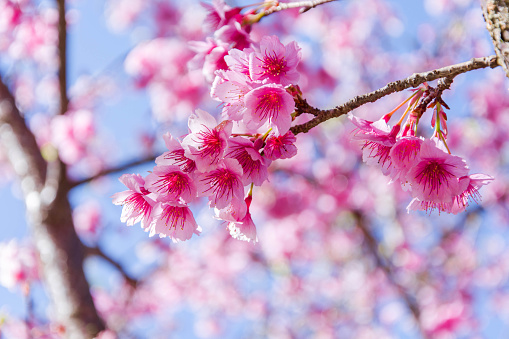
top-left (226, 137), bottom-right (270, 186)
top-left (217, 196), bottom-right (257, 243)
top-left (148, 202), bottom-right (201, 242)
top-left (214, 21), bottom-right (252, 50)
top-left (155, 133), bottom-right (197, 174)
top-left (111, 174), bottom-right (156, 230)
top-left (244, 83), bottom-right (295, 135)
top-left (389, 136), bottom-right (423, 182)
top-left (196, 158), bottom-right (245, 211)
top-left (249, 35), bottom-right (301, 86)
top-left (263, 131), bottom-right (298, 160)
top-left (212, 70), bottom-right (254, 121)
top-left (224, 47), bottom-right (254, 77)
top-left (144, 165), bottom-right (197, 203)
top-left (406, 139), bottom-right (469, 203)
top-left (182, 109), bottom-right (233, 172)
top-left (201, 0), bottom-right (242, 33)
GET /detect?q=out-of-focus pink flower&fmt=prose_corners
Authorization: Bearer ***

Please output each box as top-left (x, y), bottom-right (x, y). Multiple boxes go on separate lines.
top-left (201, 0), bottom-right (242, 33)
top-left (244, 83), bottom-right (295, 135)
top-left (0, 240), bottom-right (39, 291)
top-left (196, 158), bottom-right (245, 210)
top-left (182, 109), bottom-right (233, 172)
top-left (263, 131), bottom-right (298, 160)
top-left (249, 35), bottom-right (301, 86)
top-left (73, 201), bottom-right (102, 239)
top-left (111, 174), bottom-right (156, 230)
top-left (214, 21), bottom-right (251, 50)
top-left (148, 202), bottom-right (201, 242)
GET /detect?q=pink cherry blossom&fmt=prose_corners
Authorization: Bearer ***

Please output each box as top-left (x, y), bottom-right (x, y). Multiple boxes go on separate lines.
top-left (211, 70), bottom-right (254, 121)
top-left (244, 83), bottom-right (295, 135)
top-left (144, 165), bottom-right (197, 203)
top-left (181, 109), bottom-right (233, 172)
top-left (155, 133), bottom-right (197, 174)
top-left (226, 137), bottom-right (270, 186)
top-left (227, 196), bottom-right (258, 243)
top-left (196, 158), bottom-right (245, 210)
top-left (389, 136), bottom-right (423, 182)
top-left (224, 48), bottom-right (254, 77)
top-left (263, 131), bottom-right (298, 160)
top-left (0, 240), bottom-right (39, 291)
top-left (406, 138), bottom-right (469, 203)
top-left (249, 35), bottom-right (301, 86)
top-left (201, 0), bottom-right (242, 33)
top-left (148, 202), bottom-right (201, 242)
top-left (214, 21), bottom-right (252, 50)
top-left (111, 174), bottom-right (155, 230)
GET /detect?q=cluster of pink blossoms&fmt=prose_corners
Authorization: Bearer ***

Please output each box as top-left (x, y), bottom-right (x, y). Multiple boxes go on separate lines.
top-left (350, 85), bottom-right (493, 214)
top-left (113, 35), bottom-right (301, 243)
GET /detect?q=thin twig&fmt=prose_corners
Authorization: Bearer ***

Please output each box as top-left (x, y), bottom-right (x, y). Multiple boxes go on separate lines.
top-left (263, 0), bottom-right (338, 16)
top-left (69, 154), bottom-right (158, 188)
top-left (290, 55), bottom-right (499, 135)
top-left (84, 245), bottom-right (138, 287)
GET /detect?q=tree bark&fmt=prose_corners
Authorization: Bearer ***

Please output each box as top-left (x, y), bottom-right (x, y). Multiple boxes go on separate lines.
top-left (482, 0), bottom-right (509, 78)
top-left (0, 78), bottom-right (104, 338)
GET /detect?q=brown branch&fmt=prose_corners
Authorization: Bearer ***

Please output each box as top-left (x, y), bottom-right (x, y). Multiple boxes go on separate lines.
top-left (57, 0), bottom-right (68, 116)
top-left (482, 0), bottom-right (509, 78)
top-left (85, 246), bottom-right (138, 287)
top-left (290, 55), bottom-right (499, 135)
top-left (354, 211), bottom-right (428, 339)
top-left (69, 154), bottom-right (158, 189)
top-left (263, 0), bottom-right (338, 16)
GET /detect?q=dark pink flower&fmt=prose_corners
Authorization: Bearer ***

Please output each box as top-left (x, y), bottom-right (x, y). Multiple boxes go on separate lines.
top-left (149, 202), bottom-right (201, 242)
top-left (201, 0), bottom-right (242, 33)
top-left (226, 137), bottom-right (270, 186)
top-left (145, 165), bottom-right (197, 203)
top-left (263, 131), bottom-right (297, 160)
top-left (389, 136), bottom-right (423, 182)
top-left (244, 83), bottom-right (295, 135)
top-left (214, 21), bottom-right (252, 50)
top-left (196, 158), bottom-right (245, 210)
top-left (407, 139), bottom-right (469, 203)
top-left (111, 174), bottom-right (155, 230)
top-left (182, 109), bottom-right (232, 172)
top-left (249, 35), bottom-right (301, 86)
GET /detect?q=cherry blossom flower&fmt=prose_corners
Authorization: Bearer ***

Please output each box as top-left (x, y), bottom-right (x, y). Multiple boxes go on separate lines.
top-left (145, 165), bottom-right (197, 203)
top-left (111, 174), bottom-right (156, 230)
top-left (156, 133), bottom-right (197, 174)
top-left (214, 21), bottom-right (252, 50)
top-left (249, 35), bottom-right (301, 86)
top-left (226, 137), bottom-right (270, 186)
top-left (181, 109), bottom-right (233, 172)
top-left (216, 196), bottom-right (257, 243)
top-left (0, 240), bottom-right (39, 291)
top-left (244, 83), bottom-right (295, 135)
top-left (148, 202), bottom-right (201, 242)
top-left (224, 48), bottom-right (254, 77)
top-left (211, 70), bottom-right (254, 121)
top-left (201, 0), bottom-right (242, 33)
top-left (406, 139), bottom-right (469, 203)
top-left (196, 158), bottom-right (245, 211)
top-left (389, 136), bottom-right (423, 182)
top-left (263, 131), bottom-right (298, 160)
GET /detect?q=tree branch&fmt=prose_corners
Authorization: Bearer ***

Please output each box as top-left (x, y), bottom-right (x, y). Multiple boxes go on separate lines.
top-left (290, 55), bottom-right (499, 135)
top-left (69, 154), bottom-right (158, 189)
top-left (263, 0), bottom-right (338, 15)
top-left (482, 0), bottom-right (509, 78)
top-left (354, 211), bottom-right (428, 338)
top-left (84, 245), bottom-right (138, 287)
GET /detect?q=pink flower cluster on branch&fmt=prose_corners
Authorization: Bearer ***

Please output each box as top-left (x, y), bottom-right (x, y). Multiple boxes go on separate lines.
top-left (350, 83), bottom-right (493, 214)
top-left (113, 35), bottom-right (301, 243)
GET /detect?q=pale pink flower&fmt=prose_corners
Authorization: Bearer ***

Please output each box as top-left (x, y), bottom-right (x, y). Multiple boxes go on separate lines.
top-left (407, 139), bottom-right (469, 203)
top-left (196, 158), bottom-right (245, 210)
top-left (189, 38), bottom-right (229, 82)
top-left (155, 133), bottom-right (197, 174)
top-left (145, 165), bottom-right (197, 203)
top-left (73, 201), bottom-right (102, 239)
top-left (0, 240), bottom-right (39, 291)
top-left (449, 173), bottom-right (494, 214)
top-left (211, 70), bottom-right (254, 121)
top-left (226, 196), bottom-right (258, 243)
top-left (224, 48), bottom-right (254, 77)
top-left (249, 35), bottom-right (301, 86)
top-left (111, 174), bottom-right (155, 230)
top-left (149, 202), bottom-right (201, 242)
top-left (263, 131), bottom-right (298, 160)
top-left (181, 109), bottom-right (233, 172)
top-left (226, 137), bottom-right (270, 186)
top-left (244, 83), bottom-right (295, 135)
